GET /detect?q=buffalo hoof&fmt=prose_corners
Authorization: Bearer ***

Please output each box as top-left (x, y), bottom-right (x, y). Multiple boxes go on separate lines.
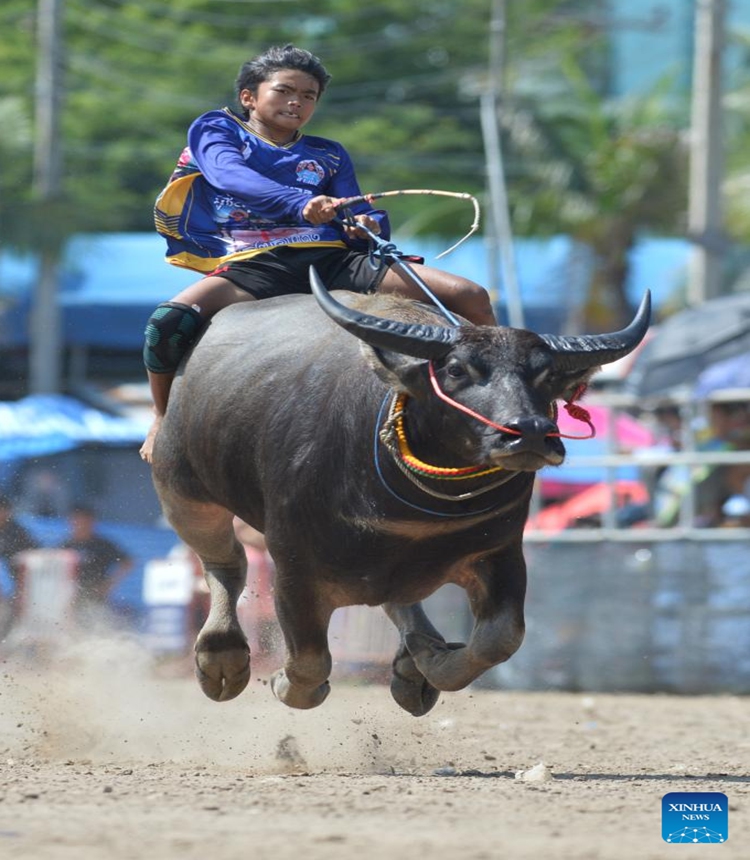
top-left (194, 629), bottom-right (250, 702)
top-left (390, 647), bottom-right (440, 717)
top-left (405, 633), bottom-right (469, 692)
top-left (270, 669), bottom-right (330, 710)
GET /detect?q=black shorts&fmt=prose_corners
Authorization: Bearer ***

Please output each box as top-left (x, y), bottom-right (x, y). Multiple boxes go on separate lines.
top-left (207, 246), bottom-right (390, 301)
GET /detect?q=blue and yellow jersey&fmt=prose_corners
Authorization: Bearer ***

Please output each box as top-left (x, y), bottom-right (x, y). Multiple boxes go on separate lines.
top-left (154, 107), bottom-right (389, 273)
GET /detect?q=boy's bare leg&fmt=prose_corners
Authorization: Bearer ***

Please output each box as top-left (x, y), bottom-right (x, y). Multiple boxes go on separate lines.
top-left (378, 264), bottom-right (497, 326)
top-left (140, 370), bottom-right (175, 463)
top-left (140, 276), bottom-right (257, 465)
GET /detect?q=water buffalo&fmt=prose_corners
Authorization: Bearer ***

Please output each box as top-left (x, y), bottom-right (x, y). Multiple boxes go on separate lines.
top-left (151, 269), bottom-right (650, 716)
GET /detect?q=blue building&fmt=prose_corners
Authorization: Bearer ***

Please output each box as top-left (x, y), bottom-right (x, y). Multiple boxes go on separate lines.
top-left (610, 0), bottom-right (750, 97)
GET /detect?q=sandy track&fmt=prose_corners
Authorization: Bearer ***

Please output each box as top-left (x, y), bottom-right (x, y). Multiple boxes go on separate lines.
top-left (0, 635), bottom-right (748, 859)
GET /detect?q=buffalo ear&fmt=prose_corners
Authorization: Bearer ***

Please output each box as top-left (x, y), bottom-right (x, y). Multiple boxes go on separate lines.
top-left (554, 366), bottom-right (600, 403)
top-left (362, 345), bottom-right (431, 395)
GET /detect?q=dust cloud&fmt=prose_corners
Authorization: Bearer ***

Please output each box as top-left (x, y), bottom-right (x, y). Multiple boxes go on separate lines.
top-left (0, 629), bottom-right (464, 776)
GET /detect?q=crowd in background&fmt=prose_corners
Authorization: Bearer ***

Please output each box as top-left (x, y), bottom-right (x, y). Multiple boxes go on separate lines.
top-left (648, 398), bottom-right (750, 528)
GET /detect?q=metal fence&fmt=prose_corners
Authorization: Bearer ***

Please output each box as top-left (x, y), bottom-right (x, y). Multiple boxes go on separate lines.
top-left (483, 540), bottom-right (750, 694)
top-left (504, 387), bottom-right (750, 692)
top-left (526, 388), bottom-right (750, 541)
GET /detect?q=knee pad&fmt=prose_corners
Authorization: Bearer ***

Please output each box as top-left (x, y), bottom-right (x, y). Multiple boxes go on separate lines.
top-left (143, 302), bottom-right (203, 373)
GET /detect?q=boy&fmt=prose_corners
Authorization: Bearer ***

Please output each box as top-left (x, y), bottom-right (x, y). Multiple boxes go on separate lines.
top-left (141, 44), bottom-right (495, 462)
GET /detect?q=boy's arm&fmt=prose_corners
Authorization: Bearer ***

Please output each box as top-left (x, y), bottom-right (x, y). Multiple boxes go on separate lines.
top-left (190, 113), bottom-right (390, 239)
top-left (189, 115), bottom-right (313, 222)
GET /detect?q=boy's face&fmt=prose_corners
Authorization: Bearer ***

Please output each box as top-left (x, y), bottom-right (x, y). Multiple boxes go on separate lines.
top-left (240, 70), bottom-right (320, 142)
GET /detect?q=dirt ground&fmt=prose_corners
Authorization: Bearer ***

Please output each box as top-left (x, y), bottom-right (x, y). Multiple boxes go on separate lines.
top-left (0, 634), bottom-right (748, 860)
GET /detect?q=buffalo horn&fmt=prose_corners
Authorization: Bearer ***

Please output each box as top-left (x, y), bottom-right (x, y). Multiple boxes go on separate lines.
top-left (540, 291), bottom-right (651, 371)
top-left (309, 266), bottom-right (459, 359)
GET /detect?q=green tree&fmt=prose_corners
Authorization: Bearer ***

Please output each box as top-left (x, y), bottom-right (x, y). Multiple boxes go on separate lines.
top-left (4, 0), bottom-right (730, 331)
top-left (0, 96), bottom-right (33, 243)
top-left (502, 58), bottom-right (689, 330)
top-left (723, 29), bottom-right (750, 244)
top-left (0, 0), bottom-right (592, 241)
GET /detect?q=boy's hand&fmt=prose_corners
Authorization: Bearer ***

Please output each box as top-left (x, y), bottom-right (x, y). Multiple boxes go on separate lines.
top-left (303, 195), bottom-right (341, 224)
top-left (303, 197), bottom-right (380, 238)
top-left (342, 214), bottom-right (380, 240)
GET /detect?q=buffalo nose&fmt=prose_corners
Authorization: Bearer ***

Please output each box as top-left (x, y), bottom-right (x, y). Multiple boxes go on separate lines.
top-left (504, 415), bottom-right (557, 441)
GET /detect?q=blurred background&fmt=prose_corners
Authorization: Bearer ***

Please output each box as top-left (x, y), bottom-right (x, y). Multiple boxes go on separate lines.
top-left (1, 0), bottom-right (750, 692)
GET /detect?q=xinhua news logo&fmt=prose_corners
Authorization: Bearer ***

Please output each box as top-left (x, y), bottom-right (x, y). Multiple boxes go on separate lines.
top-left (662, 792), bottom-right (728, 844)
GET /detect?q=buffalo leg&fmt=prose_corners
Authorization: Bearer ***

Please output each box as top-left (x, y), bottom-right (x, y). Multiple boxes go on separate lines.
top-left (383, 602), bottom-right (447, 716)
top-left (270, 578), bottom-right (334, 710)
top-left (157, 490), bottom-right (251, 702)
top-left (402, 551), bottom-right (527, 693)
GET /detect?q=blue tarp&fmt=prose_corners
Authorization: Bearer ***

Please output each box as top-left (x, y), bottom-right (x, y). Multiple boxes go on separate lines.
top-left (0, 234), bottom-right (196, 349)
top-left (694, 352), bottom-right (750, 398)
top-left (0, 394), bottom-right (149, 461)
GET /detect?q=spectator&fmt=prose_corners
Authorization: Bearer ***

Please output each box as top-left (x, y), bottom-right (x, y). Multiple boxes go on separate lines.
top-left (651, 402), bottom-right (683, 451)
top-left (0, 494), bottom-right (39, 590)
top-left (59, 504), bottom-right (133, 627)
top-left (652, 400), bottom-right (750, 527)
top-left (0, 496), bottom-right (39, 637)
top-left (14, 466), bottom-right (69, 518)
top-left (721, 489), bottom-right (750, 528)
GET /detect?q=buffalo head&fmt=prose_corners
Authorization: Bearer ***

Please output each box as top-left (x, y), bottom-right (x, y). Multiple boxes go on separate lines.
top-left (309, 267), bottom-right (650, 473)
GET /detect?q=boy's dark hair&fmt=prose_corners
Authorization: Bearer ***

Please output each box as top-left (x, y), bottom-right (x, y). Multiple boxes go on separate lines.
top-left (235, 44), bottom-right (331, 115)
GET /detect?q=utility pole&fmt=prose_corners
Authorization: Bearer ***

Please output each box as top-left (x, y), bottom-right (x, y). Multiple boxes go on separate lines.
top-left (687, 0), bottom-right (726, 305)
top-left (482, 0), bottom-right (524, 328)
top-left (31, 0), bottom-right (65, 394)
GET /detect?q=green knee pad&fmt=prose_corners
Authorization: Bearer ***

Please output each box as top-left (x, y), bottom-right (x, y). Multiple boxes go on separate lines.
top-left (143, 302), bottom-right (203, 373)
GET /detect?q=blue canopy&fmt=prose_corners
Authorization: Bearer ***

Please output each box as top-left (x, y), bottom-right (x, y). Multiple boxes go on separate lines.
top-left (694, 352), bottom-right (750, 399)
top-left (0, 232), bottom-right (690, 349)
top-left (0, 394), bottom-right (148, 461)
top-left (0, 234), bottom-right (195, 349)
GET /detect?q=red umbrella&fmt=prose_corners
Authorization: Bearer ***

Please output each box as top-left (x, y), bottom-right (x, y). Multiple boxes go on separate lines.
top-left (540, 404), bottom-right (658, 497)
top-left (527, 480), bottom-right (650, 532)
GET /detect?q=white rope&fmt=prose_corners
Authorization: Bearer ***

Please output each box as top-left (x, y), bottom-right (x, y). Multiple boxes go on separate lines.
top-left (336, 189), bottom-right (481, 259)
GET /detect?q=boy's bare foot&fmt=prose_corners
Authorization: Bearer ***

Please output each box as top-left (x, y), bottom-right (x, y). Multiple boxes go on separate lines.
top-left (140, 416), bottom-right (162, 463)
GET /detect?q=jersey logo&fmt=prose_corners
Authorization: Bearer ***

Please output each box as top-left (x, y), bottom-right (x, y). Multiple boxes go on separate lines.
top-left (296, 159), bottom-right (325, 186)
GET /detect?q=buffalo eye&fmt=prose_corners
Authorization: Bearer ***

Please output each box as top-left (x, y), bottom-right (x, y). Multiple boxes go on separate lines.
top-left (445, 361), bottom-right (467, 380)
top-left (527, 351), bottom-right (553, 388)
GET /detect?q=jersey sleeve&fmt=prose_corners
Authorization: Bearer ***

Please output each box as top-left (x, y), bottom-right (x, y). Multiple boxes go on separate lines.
top-left (188, 113), bottom-right (314, 222)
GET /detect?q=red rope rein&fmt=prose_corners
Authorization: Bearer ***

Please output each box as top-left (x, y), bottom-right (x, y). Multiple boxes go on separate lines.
top-left (427, 363), bottom-right (595, 440)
